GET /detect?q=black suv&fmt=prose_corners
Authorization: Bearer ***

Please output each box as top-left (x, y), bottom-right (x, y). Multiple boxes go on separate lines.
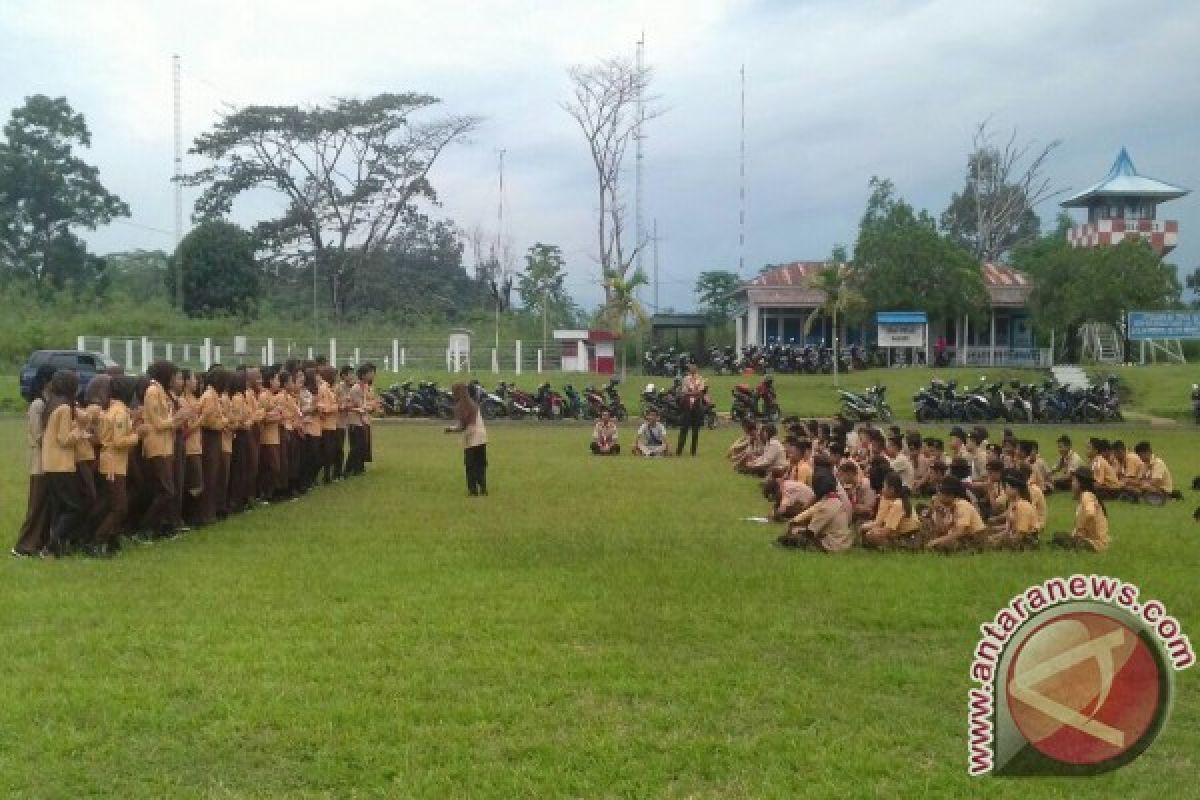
top-left (19, 350), bottom-right (121, 402)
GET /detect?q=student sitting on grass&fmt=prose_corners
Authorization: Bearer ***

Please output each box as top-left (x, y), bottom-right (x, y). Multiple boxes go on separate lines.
top-left (1087, 438), bottom-right (1122, 499)
top-left (1050, 467), bottom-right (1109, 552)
top-left (1124, 441), bottom-right (1180, 504)
top-left (727, 418), bottom-right (758, 464)
top-left (861, 473), bottom-right (921, 550)
top-left (1018, 440), bottom-right (1052, 494)
top-left (979, 459), bottom-right (1006, 522)
top-left (1018, 465), bottom-right (1047, 534)
top-left (739, 424), bottom-right (785, 476)
top-left (926, 476), bottom-right (988, 554)
top-left (1049, 434), bottom-right (1084, 491)
top-left (769, 439), bottom-right (815, 520)
top-left (776, 469), bottom-right (852, 553)
top-left (633, 409), bottom-right (669, 457)
top-left (986, 472), bottom-right (1040, 550)
top-left (837, 460), bottom-right (877, 525)
top-left (1112, 440), bottom-right (1141, 485)
top-left (590, 410), bottom-right (620, 455)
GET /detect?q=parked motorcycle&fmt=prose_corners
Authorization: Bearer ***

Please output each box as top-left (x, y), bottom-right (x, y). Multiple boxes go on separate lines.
top-left (839, 385), bottom-right (892, 423)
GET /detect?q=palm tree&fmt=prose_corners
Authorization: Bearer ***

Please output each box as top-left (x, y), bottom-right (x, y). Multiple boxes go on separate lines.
top-left (803, 262), bottom-right (866, 387)
top-left (602, 268), bottom-right (650, 378)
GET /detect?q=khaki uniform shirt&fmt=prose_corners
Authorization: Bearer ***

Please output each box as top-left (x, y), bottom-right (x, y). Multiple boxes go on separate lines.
top-left (141, 381), bottom-right (175, 459)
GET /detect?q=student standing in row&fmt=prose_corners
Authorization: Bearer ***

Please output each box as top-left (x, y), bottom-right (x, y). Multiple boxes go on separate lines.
top-left (42, 370), bottom-right (89, 556)
top-left (12, 366), bottom-right (57, 557)
top-left (198, 366), bottom-right (229, 525)
top-left (94, 375), bottom-right (140, 557)
top-left (138, 360), bottom-right (180, 539)
top-left (335, 366), bottom-right (354, 479)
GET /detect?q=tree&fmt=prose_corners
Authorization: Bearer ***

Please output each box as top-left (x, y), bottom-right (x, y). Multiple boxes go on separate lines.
top-left (694, 270), bottom-right (741, 320)
top-left (802, 254), bottom-right (867, 386)
top-left (351, 209), bottom-right (484, 321)
top-left (854, 177), bottom-right (987, 320)
top-left (940, 120), bottom-right (1061, 263)
top-left (0, 95), bottom-right (129, 285)
top-left (518, 243), bottom-right (573, 316)
top-left (601, 268), bottom-right (650, 377)
top-left (563, 57), bottom-right (661, 302)
top-left (1015, 234), bottom-right (1180, 348)
top-left (183, 93), bottom-right (479, 321)
top-left (103, 249), bottom-right (170, 303)
top-left (167, 220), bottom-right (261, 317)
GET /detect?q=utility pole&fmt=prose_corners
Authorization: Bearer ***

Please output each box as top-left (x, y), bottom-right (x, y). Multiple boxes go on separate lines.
top-left (494, 148), bottom-right (506, 354)
top-left (739, 63), bottom-right (746, 277)
top-left (652, 218), bottom-right (660, 313)
top-left (173, 54), bottom-right (184, 310)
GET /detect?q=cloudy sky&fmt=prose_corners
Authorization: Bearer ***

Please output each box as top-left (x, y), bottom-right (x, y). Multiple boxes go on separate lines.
top-left (3, 0), bottom-right (1198, 310)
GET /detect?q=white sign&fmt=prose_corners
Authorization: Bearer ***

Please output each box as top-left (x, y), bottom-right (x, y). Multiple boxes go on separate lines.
top-left (878, 323), bottom-right (926, 347)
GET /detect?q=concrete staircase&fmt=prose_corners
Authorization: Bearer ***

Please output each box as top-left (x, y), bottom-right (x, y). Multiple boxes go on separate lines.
top-left (1051, 365), bottom-right (1090, 390)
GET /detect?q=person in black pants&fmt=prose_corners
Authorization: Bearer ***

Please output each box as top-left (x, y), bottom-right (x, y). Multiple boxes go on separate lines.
top-left (676, 363), bottom-right (707, 457)
top-left (446, 383), bottom-right (489, 496)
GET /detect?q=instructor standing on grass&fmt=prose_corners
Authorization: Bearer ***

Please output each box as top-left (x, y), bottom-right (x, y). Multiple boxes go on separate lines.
top-left (446, 383), bottom-right (488, 496)
top-left (676, 362), bottom-right (706, 457)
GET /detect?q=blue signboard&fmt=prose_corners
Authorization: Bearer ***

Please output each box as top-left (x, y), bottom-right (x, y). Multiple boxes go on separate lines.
top-left (1127, 311), bottom-right (1200, 340)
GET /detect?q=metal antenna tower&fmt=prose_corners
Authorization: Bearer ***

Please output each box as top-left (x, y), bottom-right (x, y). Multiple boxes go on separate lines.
top-left (173, 54), bottom-right (184, 309)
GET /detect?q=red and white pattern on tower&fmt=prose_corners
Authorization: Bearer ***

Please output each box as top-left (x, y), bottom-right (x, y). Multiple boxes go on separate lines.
top-left (1067, 218), bottom-right (1180, 256)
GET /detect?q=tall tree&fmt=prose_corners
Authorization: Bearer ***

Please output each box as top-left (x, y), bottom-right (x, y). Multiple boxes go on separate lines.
top-left (854, 177), bottom-right (987, 320)
top-left (940, 120), bottom-right (1061, 263)
top-left (0, 95), bottom-right (129, 285)
top-left (353, 210), bottom-right (484, 321)
top-left (167, 220), bottom-right (261, 318)
top-left (693, 270), bottom-right (741, 321)
top-left (518, 243), bottom-right (573, 317)
top-left (562, 57), bottom-right (661, 303)
top-left (183, 93), bottom-right (479, 321)
top-left (1015, 235), bottom-right (1180, 340)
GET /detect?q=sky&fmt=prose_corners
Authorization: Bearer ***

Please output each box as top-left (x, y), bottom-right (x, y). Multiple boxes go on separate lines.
top-left (3, 0), bottom-right (1198, 312)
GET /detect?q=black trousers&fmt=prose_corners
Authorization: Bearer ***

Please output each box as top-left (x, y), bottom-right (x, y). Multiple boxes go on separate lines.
top-left (676, 406), bottom-right (703, 456)
top-left (464, 444), bottom-right (487, 495)
top-left (46, 471), bottom-right (87, 555)
top-left (333, 427), bottom-right (347, 479)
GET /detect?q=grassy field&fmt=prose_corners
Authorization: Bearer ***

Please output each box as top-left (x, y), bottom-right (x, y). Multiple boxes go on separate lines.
top-left (0, 418), bottom-right (1196, 798)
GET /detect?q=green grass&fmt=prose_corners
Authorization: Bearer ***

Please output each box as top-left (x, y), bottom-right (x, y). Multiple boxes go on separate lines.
top-left (1087, 364), bottom-right (1198, 422)
top-left (0, 420), bottom-right (1196, 797)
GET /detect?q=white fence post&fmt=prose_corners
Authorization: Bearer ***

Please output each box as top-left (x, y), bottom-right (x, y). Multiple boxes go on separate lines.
top-left (202, 337), bottom-right (212, 371)
top-left (261, 346), bottom-right (267, 364)
top-left (266, 338), bottom-right (275, 365)
top-left (445, 349), bottom-right (452, 372)
top-left (515, 340), bottom-right (522, 375)
top-left (400, 347), bottom-right (406, 367)
top-left (537, 349), bottom-right (543, 373)
top-left (392, 339), bottom-right (399, 372)
top-left (491, 348), bottom-right (498, 373)
top-left (214, 345), bottom-right (222, 364)
top-left (354, 347), bottom-right (360, 366)
top-left (184, 344), bottom-right (191, 364)
top-left (125, 339), bottom-right (134, 371)
top-left (141, 336), bottom-right (151, 372)
top-left (102, 337), bottom-right (111, 359)
top-left (329, 338), bottom-right (337, 366)
top-left (76, 335), bottom-right (86, 351)
top-left (165, 343), bottom-right (173, 362)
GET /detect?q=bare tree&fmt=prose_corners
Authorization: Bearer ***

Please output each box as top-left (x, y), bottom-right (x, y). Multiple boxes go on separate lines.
top-left (941, 119), bottom-right (1064, 263)
top-left (562, 57), bottom-right (662, 304)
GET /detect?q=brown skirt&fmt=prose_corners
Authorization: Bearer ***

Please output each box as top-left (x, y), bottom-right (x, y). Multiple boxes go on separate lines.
top-left (14, 474), bottom-right (50, 555)
top-left (258, 443), bottom-right (281, 499)
top-left (200, 429), bottom-right (226, 524)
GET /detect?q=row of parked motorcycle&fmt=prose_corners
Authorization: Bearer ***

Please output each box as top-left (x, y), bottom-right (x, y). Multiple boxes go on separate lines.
top-left (379, 378), bottom-right (631, 422)
top-left (644, 344), bottom-right (880, 377)
top-left (911, 376), bottom-right (1123, 424)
